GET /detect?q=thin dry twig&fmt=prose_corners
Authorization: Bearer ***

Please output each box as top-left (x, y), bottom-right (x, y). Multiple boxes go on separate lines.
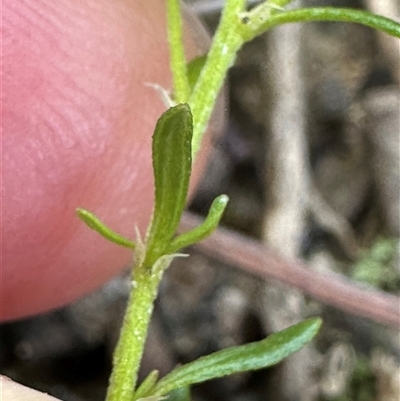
top-left (180, 211), bottom-right (400, 328)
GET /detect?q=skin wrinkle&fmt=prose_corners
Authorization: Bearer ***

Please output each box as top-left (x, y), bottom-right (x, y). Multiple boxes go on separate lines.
top-left (5, 20), bottom-right (124, 147)
top-left (5, 0), bottom-right (131, 218)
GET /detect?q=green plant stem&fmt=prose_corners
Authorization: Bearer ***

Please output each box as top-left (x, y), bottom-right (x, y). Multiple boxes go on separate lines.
top-left (167, 0), bottom-right (190, 103)
top-left (105, 258), bottom-right (169, 401)
top-left (189, 0), bottom-right (247, 157)
top-left (242, 7), bottom-right (400, 41)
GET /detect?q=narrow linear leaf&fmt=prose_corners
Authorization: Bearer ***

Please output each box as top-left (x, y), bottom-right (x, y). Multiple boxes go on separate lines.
top-left (76, 208), bottom-right (135, 249)
top-left (166, 387), bottom-right (191, 401)
top-left (187, 55), bottom-right (207, 94)
top-left (167, 195), bottom-right (229, 253)
top-left (153, 318), bottom-right (322, 396)
top-left (145, 104), bottom-right (193, 265)
top-left (133, 370), bottom-right (159, 400)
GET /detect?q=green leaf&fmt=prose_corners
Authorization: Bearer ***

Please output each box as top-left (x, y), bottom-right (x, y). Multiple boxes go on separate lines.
top-left (133, 370), bottom-right (159, 400)
top-left (153, 318), bottom-right (322, 396)
top-left (167, 195), bottom-right (229, 253)
top-left (187, 55), bottom-right (207, 94)
top-left (166, 387), bottom-right (191, 401)
top-left (351, 238), bottom-right (400, 290)
top-left (145, 104), bottom-right (193, 265)
top-left (76, 208), bottom-right (135, 249)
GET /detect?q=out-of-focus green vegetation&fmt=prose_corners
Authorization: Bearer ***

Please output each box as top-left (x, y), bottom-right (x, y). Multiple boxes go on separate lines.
top-left (351, 238), bottom-right (400, 292)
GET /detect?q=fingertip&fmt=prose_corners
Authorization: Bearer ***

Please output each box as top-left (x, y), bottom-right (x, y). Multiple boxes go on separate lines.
top-left (2, 0), bottom-right (216, 320)
top-left (1, 376), bottom-right (60, 401)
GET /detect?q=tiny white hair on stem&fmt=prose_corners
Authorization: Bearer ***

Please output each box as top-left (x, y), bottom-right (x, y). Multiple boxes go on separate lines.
top-left (189, 0), bottom-right (263, 15)
top-left (144, 83), bottom-right (176, 107)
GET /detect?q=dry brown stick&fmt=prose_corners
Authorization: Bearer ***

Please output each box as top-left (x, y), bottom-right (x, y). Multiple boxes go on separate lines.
top-left (180, 211), bottom-right (400, 328)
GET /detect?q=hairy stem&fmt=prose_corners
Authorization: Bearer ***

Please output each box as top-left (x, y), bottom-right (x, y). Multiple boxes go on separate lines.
top-left (167, 0), bottom-right (190, 102)
top-left (105, 259), bottom-right (167, 401)
top-left (189, 0), bottom-right (247, 157)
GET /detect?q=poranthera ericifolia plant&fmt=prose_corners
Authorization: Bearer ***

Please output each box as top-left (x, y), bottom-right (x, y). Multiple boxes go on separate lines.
top-left (76, 1), bottom-right (400, 400)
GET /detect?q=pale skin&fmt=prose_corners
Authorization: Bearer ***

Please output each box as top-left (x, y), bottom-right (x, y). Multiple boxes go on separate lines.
top-left (2, 0), bottom-right (211, 399)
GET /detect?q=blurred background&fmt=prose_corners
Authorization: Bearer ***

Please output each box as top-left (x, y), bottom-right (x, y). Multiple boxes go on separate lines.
top-left (1, 1), bottom-right (399, 400)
